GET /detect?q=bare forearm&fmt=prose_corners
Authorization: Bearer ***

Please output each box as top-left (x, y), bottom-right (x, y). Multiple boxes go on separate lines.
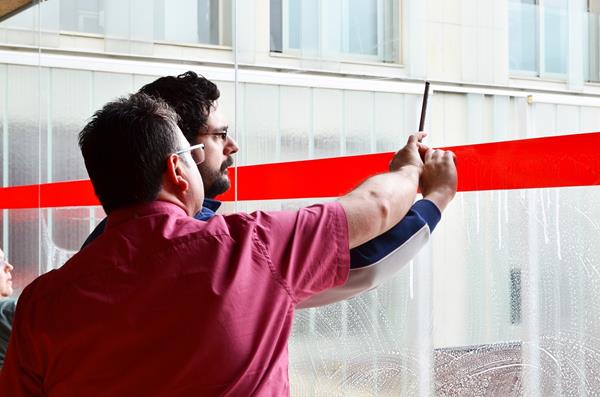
top-left (423, 190), bottom-right (454, 212)
top-left (338, 165), bottom-right (419, 249)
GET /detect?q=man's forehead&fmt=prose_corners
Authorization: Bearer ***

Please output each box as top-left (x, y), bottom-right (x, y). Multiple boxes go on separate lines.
top-left (206, 107), bottom-right (229, 131)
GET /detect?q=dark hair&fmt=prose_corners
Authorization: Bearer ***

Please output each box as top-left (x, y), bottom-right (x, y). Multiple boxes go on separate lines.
top-left (139, 71), bottom-right (220, 143)
top-left (78, 93), bottom-right (180, 214)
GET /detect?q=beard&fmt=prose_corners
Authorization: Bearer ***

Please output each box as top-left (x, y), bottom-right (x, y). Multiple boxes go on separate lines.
top-left (201, 156), bottom-right (234, 198)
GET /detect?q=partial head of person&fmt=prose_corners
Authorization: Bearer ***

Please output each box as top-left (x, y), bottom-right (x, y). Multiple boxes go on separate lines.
top-left (0, 249), bottom-right (13, 297)
top-left (78, 92), bottom-right (205, 217)
top-left (139, 71), bottom-right (239, 198)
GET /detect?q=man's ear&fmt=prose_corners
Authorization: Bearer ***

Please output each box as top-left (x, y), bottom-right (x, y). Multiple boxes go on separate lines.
top-left (165, 154), bottom-right (190, 192)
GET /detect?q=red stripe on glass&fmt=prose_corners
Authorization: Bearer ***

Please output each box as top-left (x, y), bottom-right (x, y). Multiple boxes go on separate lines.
top-left (1, 132), bottom-right (599, 209)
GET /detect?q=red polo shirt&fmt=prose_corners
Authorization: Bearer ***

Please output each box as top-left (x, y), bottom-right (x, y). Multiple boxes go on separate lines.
top-left (0, 201), bottom-right (349, 396)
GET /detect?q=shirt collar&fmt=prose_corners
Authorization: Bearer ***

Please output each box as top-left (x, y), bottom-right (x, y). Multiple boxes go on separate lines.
top-left (202, 198), bottom-right (222, 211)
top-left (106, 201), bottom-right (187, 230)
top-left (194, 198), bottom-right (222, 221)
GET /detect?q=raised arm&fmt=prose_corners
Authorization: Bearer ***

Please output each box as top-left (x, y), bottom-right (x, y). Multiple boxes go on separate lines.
top-left (298, 139), bottom-right (458, 309)
top-left (338, 133), bottom-right (424, 249)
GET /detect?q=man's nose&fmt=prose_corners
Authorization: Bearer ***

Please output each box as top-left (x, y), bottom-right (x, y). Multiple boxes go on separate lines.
top-left (225, 135), bottom-right (239, 155)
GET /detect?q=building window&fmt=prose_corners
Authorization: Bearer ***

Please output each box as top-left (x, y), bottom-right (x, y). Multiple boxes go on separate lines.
top-left (270, 0), bottom-right (399, 63)
top-left (509, 0), bottom-right (568, 77)
top-left (58, 0), bottom-right (232, 46)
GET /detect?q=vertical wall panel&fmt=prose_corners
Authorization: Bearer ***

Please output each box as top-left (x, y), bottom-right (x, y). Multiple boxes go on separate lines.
top-left (374, 92), bottom-right (404, 152)
top-left (343, 90), bottom-right (373, 155)
top-left (580, 106), bottom-right (600, 132)
top-left (533, 103), bottom-right (558, 136)
top-left (50, 69), bottom-right (91, 183)
top-left (242, 83), bottom-right (279, 165)
top-left (280, 86), bottom-right (311, 161)
top-left (312, 88), bottom-right (343, 158)
top-left (555, 104), bottom-right (580, 135)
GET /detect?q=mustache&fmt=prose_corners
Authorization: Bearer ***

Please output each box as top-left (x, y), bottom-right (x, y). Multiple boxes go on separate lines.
top-left (220, 157), bottom-right (234, 172)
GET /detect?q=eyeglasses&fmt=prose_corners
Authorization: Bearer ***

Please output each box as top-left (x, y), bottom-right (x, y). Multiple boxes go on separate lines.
top-left (175, 143), bottom-right (205, 165)
top-left (200, 131), bottom-right (228, 142)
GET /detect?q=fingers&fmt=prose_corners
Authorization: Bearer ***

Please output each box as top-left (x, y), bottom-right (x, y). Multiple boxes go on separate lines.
top-left (407, 132), bottom-right (427, 145)
top-left (425, 148), bottom-right (445, 161)
top-left (417, 142), bottom-right (429, 159)
top-left (444, 150), bottom-right (457, 163)
top-left (423, 148), bottom-right (457, 165)
top-left (424, 148), bottom-right (434, 162)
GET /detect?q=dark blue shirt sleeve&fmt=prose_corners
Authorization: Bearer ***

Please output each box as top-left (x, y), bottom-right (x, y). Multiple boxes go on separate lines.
top-left (349, 199), bottom-right (441, 268)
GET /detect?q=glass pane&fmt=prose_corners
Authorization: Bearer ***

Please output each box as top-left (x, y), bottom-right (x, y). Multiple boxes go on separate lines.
top-left (287, 0), bottom-right (319, 52)
top-left (160, 0), bottom-right (201, 43)
top-left (587, 7), bottom-right (600, 81)
top-left (197, 0), bottom-right (218, 45)
top-left (509, 0), bottom-right (538, 73)
top-left (159, 0), bottom-right (231, 45)
top-left (59, 0), bottom-right (103, 35)
top-left (347, 0), bottom-right (378, 56)
top-left (433, 186), bottom-right (600, 395)
top-left (284, 0), bottom-right (397, 62)
top-left (270, 0), bottom-right (283, 52)
top-left (543, 0), bottom-right (568, 74)
top-left (320, 0), bottom-right (342, 58)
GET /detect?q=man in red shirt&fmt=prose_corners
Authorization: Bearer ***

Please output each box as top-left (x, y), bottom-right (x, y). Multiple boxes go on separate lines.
top-left (0, 93), bottom-right (456, 396)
